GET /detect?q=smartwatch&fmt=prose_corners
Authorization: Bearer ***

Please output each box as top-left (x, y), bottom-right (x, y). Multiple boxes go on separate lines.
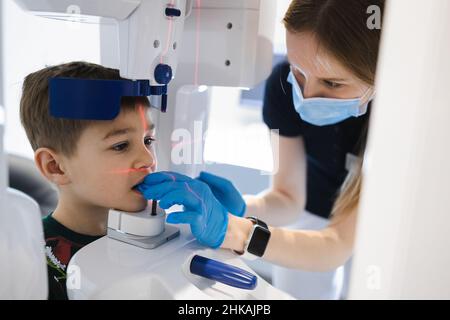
top-left (235, 216), bottom-right (271, 260)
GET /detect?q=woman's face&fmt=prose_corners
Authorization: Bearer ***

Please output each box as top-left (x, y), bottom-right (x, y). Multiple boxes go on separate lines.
top-left (286, 30), bottom-right (372, 101)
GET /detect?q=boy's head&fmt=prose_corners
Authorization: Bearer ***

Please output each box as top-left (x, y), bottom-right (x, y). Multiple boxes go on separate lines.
top-left (20, 61), bottom-right (156, 213)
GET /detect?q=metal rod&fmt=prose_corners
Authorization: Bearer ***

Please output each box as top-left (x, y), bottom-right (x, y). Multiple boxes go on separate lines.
top-left (151, 199), bottom-right (157, 216)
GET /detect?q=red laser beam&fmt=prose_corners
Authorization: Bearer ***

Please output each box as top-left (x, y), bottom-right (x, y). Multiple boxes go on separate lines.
top-left (160, 0), bottom-right (176, 64)
top-left (158, 1), bottom-right (202, 84)
top-left (108, 168), bottom-right (151, 175)
top-left (160, 18), bottom-right (173, 63)
top-left (184, 181), bottom-right (207, 214)
top-left (161, 171), bottom-right (177, 182)
top-left (137, 104), bottom-right (148, 132)
top-left (194, 0), bottom-right (202, 85)
top-left (108, 105), bottom-right (154, 176)
top-left (159, 172), bottom-right (206, 214)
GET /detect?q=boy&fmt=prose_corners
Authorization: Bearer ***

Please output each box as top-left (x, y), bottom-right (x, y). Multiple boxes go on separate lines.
top-left (20, 61), bottom-right (157, 299)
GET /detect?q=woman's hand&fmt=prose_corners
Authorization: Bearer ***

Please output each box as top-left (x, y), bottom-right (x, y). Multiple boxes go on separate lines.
top-left (136, 171), bottom-right (229, 248)
top-left (196, 171), bottom-right (246, 217)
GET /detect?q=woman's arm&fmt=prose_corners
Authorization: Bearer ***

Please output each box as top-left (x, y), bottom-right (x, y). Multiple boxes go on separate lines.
top-left (244, 132), bottom-right (307, 226)
top-left (222, 208), bottom-right (357, 272)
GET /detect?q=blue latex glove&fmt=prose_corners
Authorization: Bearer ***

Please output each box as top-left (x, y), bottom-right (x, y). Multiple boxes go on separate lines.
top-left (196, 171), bottom-right (246, 217)
top-left (136, 171), bottom-right (228, 248)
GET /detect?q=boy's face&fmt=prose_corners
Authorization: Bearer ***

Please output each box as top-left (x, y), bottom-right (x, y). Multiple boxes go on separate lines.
top-left (62, 106), bottom-right (156, 212)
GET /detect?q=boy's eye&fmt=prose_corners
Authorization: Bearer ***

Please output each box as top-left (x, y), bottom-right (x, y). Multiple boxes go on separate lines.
top-left (144, 136), bottom-right (155, 147)
top-left (323, 80), bottom-right (343, 89)
top-left (112, 142), bottom-right (129, 152)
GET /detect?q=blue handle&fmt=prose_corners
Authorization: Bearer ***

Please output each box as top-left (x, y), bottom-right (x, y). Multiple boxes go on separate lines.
top-left (190, 255), bottom-right (257, 290)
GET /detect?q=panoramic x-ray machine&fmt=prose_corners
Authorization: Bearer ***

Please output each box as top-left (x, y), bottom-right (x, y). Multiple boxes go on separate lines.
top-left (1, 0), bottom-right (293, 299)
top-left (2, 0), bottom-right (450, 300)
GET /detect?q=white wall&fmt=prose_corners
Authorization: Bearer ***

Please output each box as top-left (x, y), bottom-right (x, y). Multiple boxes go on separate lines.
top-left (2, 0), bottom-right (104, 159)
top-left (0, 1), bottom-right (6, 200)
top-left (350, 0), bottom-right (450, 299)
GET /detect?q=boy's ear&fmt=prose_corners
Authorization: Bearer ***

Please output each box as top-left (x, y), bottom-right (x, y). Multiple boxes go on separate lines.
top-left (34, 148), bottom-right (70, 185)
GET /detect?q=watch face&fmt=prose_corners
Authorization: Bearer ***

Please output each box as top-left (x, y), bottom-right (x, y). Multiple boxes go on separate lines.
top-left (247, 226), bottom-right (271, 257)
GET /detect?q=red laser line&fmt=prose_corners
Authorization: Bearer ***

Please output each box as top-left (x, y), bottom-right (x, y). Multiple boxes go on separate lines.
top-left (160, 19), bottom-right (173, 63)
top-left (160, 0), bottom-right (176, 64)
top-left (184, 181), bottom-right (207, 214)
top-left (161, 171), bottom-right (177, 182)
top-left (194, 0), bottom-right (201, 85)
top-left (137, 104), bottom-right (148, 132)
top-left (108, 168), bottom-right (151, 175)
top-left (108, 103), bottom-right (155, 176)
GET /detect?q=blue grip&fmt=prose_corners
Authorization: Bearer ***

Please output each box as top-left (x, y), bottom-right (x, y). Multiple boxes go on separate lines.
top-left (190, 255), bottom-right (257, 290)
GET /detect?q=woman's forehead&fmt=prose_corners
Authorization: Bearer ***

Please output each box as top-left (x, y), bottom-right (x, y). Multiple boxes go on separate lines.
top-left (286, 30), bottom-right (355, 81)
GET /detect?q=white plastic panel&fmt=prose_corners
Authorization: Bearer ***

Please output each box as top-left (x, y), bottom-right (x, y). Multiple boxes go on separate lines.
top-left (14, 0), bottom-right (141, 21)
top-left (350, 0), bottom-right (450, 299)
top-left (0, 189), bottom-right (47, 299)
top-left (176, 0), bottom-right (276, 87)
top-left (67, 223), bottom-right (293, 300)
top-left (0, 109), bottom-right (5, 210)
top-left (192, 0), bottom-right (260, 10)
top-left (0, 0), bottom-right (5, 207)
top-left (117, 0), bottom-right (188, 81)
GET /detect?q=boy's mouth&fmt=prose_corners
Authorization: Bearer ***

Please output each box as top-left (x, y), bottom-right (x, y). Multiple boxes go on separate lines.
top-left (131, 185), bottom-right (143, 197)
top-left (131, 188), bottom-right (142, 196)
top-left (131, 177), bottom-right (146, 193)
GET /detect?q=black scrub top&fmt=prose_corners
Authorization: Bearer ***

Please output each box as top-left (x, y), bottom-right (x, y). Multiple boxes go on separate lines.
top-left (263, 61), bottom-right (370, 219)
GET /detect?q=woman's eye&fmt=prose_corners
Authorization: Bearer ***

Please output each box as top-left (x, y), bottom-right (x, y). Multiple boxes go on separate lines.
top-left (144, 137), bottom-right (155, 147)
top-left (323, 80), bottom-right (343, 89)
top-left (112, 142), bottom-right (129, 152)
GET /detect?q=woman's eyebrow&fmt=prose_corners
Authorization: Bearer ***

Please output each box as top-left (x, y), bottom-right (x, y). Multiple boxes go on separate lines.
top-left (291, 62), bottom-right (347, 82)
top-left (319, 77), bottom-right (347, 82)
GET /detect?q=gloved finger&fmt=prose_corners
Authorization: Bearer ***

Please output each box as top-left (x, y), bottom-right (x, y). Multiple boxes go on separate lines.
top-left (137, 181), bottom-right (187, 200)
top-left (197, 171), bottom-right (233, 193)
top-left (166, 211), bottom-right (198, 224)
top-left (158, 187), bottom-right (202, 210)
top-left (140, 171), bottom-right (192, 186)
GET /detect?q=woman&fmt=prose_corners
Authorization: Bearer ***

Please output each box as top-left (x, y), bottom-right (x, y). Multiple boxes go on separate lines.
top-left (137, 0), bottom-right (383, 299)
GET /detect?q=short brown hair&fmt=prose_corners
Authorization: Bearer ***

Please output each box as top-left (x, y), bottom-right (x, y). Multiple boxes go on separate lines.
top-left (20, 61), bottom-right (150, 157)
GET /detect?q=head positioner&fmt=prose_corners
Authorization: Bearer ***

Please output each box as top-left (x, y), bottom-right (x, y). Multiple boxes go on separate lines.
top-left (49, 76), bottom-right (170, 120)
top-left (15, 0), bottom-right (184, 120)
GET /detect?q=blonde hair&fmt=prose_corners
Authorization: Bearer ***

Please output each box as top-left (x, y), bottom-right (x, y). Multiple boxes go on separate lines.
top-left (283, 0), bottom-right (385, 217)
top-left (331, 158), bottom-right (363, 217)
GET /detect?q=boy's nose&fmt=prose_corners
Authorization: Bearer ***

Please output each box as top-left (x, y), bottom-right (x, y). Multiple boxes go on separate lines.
top-left (134, 149), bottom-right (156, 172)
top-left (135, 158), bottom-right (155, 173)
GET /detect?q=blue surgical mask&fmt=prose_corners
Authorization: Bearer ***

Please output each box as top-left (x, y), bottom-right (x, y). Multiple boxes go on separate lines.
top-left (287, 71), bottom-right (371, 126)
